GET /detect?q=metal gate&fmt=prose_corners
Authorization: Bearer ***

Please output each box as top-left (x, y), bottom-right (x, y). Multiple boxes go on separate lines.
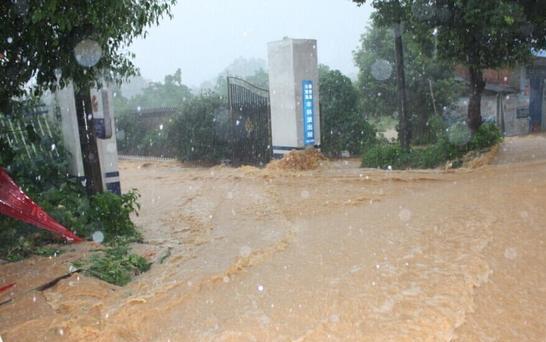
top-left (227, 77), bottom-right (272, 165)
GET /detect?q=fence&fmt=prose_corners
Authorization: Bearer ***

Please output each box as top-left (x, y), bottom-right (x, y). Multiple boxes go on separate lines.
top-left (0, 107), bottom-right (60, 160)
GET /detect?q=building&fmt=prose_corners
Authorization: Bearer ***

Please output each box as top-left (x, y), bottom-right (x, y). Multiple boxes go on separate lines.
top-left (454, 51), bottom-right (546, 136)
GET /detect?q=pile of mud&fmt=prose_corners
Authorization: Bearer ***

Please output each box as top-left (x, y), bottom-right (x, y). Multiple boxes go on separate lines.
top-left (267, 149), bottom-right (327, 171)
top-left (461, 144), bottom-right (500, 169)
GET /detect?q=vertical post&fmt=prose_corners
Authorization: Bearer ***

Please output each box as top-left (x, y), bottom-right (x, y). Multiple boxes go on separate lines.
top-left (393, 22), bottom-right (409, 151)
top-left (529, 77), bottom-right (544, 133)
top-left (74, 84), bottom-right (103, 195)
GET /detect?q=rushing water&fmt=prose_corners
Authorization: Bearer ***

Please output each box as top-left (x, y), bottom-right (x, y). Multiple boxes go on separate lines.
top-left (1, 136), bottom-right (546, 341)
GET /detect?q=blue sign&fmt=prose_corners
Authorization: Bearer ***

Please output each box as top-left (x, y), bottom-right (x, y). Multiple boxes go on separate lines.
top-left (532, 49), bottom-right (546, 58)
top-left (302, 80), bottom-right (315, 145)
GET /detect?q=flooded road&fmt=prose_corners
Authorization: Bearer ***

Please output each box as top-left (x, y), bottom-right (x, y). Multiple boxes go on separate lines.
top-left (1, 135), bottom-right (546, 341)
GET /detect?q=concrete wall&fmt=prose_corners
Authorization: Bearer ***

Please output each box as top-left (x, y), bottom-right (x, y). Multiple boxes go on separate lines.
top-left (268, 38), bottom-right (320, 156)
top-left (55, 84), bottom-right (121, 194)
top-left (56, 83), bottom-right (85, 178)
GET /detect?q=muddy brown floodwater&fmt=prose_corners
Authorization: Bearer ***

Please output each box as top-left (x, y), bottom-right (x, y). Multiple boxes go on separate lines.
top-left (1, 135), bottom-right (546, 341)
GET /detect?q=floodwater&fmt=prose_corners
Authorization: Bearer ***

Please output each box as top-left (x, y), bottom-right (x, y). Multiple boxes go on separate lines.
top-left (1, 135), bottom-right (546, 341)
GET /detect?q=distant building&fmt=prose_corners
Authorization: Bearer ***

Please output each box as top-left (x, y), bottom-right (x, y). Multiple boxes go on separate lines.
top-left (454, 51), bottom-right (546, 136)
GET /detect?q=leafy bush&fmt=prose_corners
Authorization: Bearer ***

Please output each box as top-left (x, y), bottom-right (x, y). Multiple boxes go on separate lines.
top-left (0, 117), bottom-right (142, 261)
top-left (168, 93), bottom-right (231, 162)
top-left (362, 143), bottom-right (405, 169)
top-left (362, 123), bottom-right (502, 169)
top-left (319, 66), bottom-right (378, 156)
top-left (74, 242), bottom-right (150, 286)
top-left (86, 190), bottom-right (142, 242)
top-left (467, 122), bottom-right (503, 151)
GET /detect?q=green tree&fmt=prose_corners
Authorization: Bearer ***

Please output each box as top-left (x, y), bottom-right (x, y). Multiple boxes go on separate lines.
top-left (1, 0), bottom-right (175, 194)
top-left (0, 0), bottom-right (176, 112)
top-left (354, 0), bottom-right (546, 133)
top-left (353, 0), bottom-right (411, 150)
top-left (115, 68), bottom-right (193, 112)
top-left (168, 92), bottom-right (230, 162)
top-left (421, 0), bottom-right (546, 132)
top-left (319, 65), bottom-right (377, 156)
top-left (210, 57), bottom-right (269, 96)
top-left (354, 23), bottom-right (461, 144)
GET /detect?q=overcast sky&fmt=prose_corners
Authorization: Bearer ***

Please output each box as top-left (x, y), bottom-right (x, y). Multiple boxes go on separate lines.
top-left (129, 0), bottom-right (373, 87)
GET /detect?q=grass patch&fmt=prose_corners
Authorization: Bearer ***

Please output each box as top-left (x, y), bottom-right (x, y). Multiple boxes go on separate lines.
top-left (73, 242), bottom-right (151, 286)
top-left (362, 123), bottom-right (502, 169)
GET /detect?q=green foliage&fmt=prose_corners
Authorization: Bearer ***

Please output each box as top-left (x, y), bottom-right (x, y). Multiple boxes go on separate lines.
top-left (0, 0), bottom-right (176, 112)
top-left (467, 123), bottom-right (503, 151)
top-left (362, 143), bottom-right (405, 169)
top-left (34, 246), bottom-right (63, 257)
top-left (362, 122), bottom-right (502, 169)
top-left (0, 117), bottom-right (142, 261)
top-left (319, 65), bottom-right (377, 156)
top-left (353, 24), bottom-right (461, 144)
top-left (114, 69), bottom-right (193, 114)
top-left (87, 190), bottom-right (142, 242)
top-left (168, 93), bottom-right (231, 162)
top-left (75, 242), bottom-right (150, 286)
top-left (211, 58), bottom-right (269, 96)
top-left (353, 0), bottom-right (546, 131)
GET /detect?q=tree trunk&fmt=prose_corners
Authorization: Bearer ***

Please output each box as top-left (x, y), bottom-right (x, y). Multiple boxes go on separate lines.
top-left (468, 66), bottom-right (485, 133)
top-left (393, 22), bottom-right (410, 151)
top-left (74, 84), bottom-right (103, 195)
top-left (0, 93), bottom-right (12, 116)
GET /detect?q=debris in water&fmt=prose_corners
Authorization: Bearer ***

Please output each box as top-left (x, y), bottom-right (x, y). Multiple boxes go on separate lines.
top-left (160, 247), bottom-right (172, 264)
top-left (267, 149), bottom-right (327, 171)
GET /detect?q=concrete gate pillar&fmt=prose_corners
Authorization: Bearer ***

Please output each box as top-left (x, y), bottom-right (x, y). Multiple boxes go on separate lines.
top-left (268, 38), bottom-right (321, 157)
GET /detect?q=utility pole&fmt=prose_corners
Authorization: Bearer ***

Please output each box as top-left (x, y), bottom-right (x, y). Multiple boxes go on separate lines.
top-left (393, 21), bottom-right (410, 151)
top-left (74, 84), bottom-right (103, 195)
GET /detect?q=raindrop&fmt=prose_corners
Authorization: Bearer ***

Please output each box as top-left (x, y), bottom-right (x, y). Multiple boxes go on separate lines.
top-left (92, 231), bottom-right (104, 244)
top-left (74, 39), bottom-right (102, 68)
top-left (159, 124), bottom-right (164, 130)
top-left (370, 59), bottom-right (392, 81)
top-left (106, 143), bottom-right (116, 153)
top-left (447, 122), bottom-right (471, 146)
top-left (504, 247), bottom-right (517, 260)
top-left (137, 106), bottom-right (141, 112)
top-left (6, 37), bottom-right (13, 44)
top-left (239, 246), bottom-right (252, 257)
top-left (51, 143), bottom-right (56, 151)
top-left (12, 0), bottom-right (29, 16)
top-left (257, 284), bottom-right (264, 292)
top-left (53, 68), bottom-right (62, 82)
top-left (300, 190), bottom-right (310, 199)
top-left (116, 130), bottom-right (125, 141)
top-left (399, 208), bottom-right (412, 222)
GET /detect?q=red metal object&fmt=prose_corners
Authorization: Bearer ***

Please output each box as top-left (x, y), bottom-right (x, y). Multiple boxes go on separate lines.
top-left (0, 283), bottom-right (15, 294)
top-left (0, 168), bottom-right (82, 242)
